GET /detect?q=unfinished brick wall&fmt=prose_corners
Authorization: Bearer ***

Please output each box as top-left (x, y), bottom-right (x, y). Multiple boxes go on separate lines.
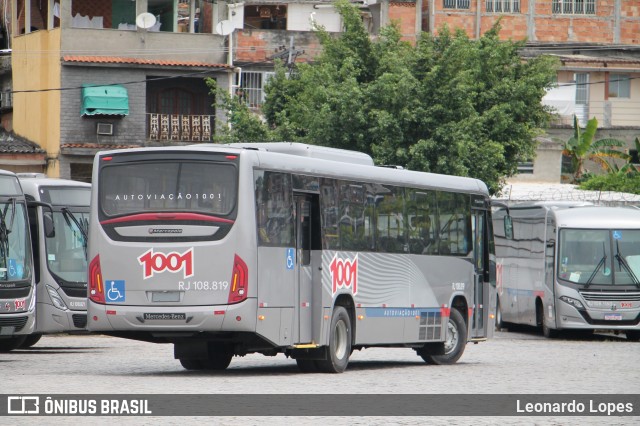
top-left (389, 2), bottom-right (417, 41)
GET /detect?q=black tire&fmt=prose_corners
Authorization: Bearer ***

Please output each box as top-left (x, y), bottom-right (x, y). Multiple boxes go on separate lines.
top-left (179, 358), bottom-right (205, 370)
top-left (296, 359), bottom-right (319, 373)
top-left (204, 349), bottom-right (233, 370)
top-left (540, 304), bottom-right (558, 338)
top-left (626, 331), bottom-right (640, 342)
top-left (421, 309), bottom-right (467, 365)
top-left (317, 306), bottom-right (352, 373)
top-left (0, 336), bottom-right (28, 353)
top-left (20, 334), bottom-right (43, 349)
top-left (495, 298), bottom-right (505, 331)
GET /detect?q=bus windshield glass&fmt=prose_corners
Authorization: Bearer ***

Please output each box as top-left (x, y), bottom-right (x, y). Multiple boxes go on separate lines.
top-left (99, 161), bottom-right (237, 217)
top-left (0, 201), bottom-right (32, 283)
top-left (558, 229), bottom-right (640, 286)
top-left (46, 210), bottom-right (89, 283)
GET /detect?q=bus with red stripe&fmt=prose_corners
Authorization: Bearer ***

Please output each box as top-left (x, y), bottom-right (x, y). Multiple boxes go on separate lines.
top-left (0, 170), bottom-right (35, 351)
top-left (87, 143), bottom-right (496, 372)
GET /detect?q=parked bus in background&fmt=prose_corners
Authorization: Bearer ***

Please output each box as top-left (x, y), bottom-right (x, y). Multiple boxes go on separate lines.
top-left (0, 170), bottom-right (35, 352)
top-left (493, 202), bottom-right (640, 340)
top-left (88, 143), bottom-right (496, 372)
top-left (17, 174), bottom-right (91, 348)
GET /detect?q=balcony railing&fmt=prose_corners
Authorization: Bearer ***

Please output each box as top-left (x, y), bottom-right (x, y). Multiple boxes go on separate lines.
top-left (147, 113), bottom-right (213, 142)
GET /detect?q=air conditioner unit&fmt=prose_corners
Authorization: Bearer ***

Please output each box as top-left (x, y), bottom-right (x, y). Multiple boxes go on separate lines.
top-left (96, 123), bottom-right (114, 136)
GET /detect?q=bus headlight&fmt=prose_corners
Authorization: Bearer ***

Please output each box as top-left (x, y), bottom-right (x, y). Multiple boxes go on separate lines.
top-left (559, 296), bottom-right (585, 311)
top-left (46, 285), bottom-right (68, 310)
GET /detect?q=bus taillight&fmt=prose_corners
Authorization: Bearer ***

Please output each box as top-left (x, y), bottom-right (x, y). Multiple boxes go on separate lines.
top-left (89, 255), bottom-right (105, 304)
top-left (228, 255), bottom-right (248, 304)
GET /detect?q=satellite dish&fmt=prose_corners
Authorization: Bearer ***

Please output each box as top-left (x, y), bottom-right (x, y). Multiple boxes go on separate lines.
top-left (215, 20), bottom-right (233, 36)
top-left (136, 13), bottom-right (157, 29)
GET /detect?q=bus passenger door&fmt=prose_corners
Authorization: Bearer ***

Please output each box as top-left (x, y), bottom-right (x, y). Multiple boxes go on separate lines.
top-left (294, 195), bottom-right (315, 344)
top-left (471, 208), bottom-right (489, 338)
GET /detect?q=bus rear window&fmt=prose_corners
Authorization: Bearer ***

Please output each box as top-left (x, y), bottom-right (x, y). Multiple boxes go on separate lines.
top-left (100, 161), bottom-right (237, 217)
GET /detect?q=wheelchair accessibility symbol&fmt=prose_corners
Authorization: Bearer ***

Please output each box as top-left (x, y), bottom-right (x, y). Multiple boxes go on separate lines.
top-left (106, 280), bottom-right (125, 302)
top-left (286, 248), bottom-right (295, 270)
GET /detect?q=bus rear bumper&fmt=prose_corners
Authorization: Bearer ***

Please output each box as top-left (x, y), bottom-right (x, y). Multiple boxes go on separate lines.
top-left (87, 299), bottom-right (257, 333)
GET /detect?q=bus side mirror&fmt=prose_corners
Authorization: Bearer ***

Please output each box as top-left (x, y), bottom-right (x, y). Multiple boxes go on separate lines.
top-left (44, 213), bottom-right (55, 238)
top-left (504, 215), bottom-right (513, 240)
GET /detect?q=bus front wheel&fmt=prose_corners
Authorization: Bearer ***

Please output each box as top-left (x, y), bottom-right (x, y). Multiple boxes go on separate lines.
top-left (626, 331), bottom-right (640, 342)
top-left (0, 336), bottom-right (28, 353)
top-left (420, 309), bottom-right (467, 365)
top-left (317, 306), bottom-right (352, 373)
top-left (20, 333), bottom-right (42, 349)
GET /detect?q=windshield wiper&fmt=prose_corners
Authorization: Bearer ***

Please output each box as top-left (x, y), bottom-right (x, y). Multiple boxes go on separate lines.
top-left (61, 208), bottom-right (88, 259)
top-left (584, 245), bottom-right (606, 289)
top-left (615, 240), bottom-right (640, 288)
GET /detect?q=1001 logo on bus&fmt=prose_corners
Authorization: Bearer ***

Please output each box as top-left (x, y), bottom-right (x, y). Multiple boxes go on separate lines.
top-left (138, 248), bottom-right (194, 279)
top-left (330, 254), bottom-right (358, 296)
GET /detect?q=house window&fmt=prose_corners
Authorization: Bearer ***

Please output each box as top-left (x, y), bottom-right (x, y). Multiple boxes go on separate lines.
top-left (237, 71), bottom-right (276, 108)
top-left (517, 160), bottom-right (534, 174)
top-left (608, 74), bottom-right (630, 99)
top-left (244, 5), bottom-right (287, 30)
top-left (486, 0), bottom-right (520, 13)
top-left (552, 0), bottom-right (595, 14)
top-left (444, 0), bottom-right (470, 9)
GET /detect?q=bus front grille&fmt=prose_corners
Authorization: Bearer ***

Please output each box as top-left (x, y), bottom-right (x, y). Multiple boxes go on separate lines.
top-left (0, 316), bottom-right (29, 331)
top-left (0, 287), bottom-right (31, 298)
top-left (72, 314), bottom-right (87, 329)
top-left (579, 291), bottom-right (640, 302)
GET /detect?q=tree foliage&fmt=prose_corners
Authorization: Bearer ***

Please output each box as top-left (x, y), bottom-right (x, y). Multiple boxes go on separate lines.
top-left (562, 115), bottom-right (630, 182)
top-left (259, 1), bottom-right (558, 193)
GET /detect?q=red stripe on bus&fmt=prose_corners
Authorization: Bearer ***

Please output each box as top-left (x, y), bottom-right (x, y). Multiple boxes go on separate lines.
top-left (100, 213), bottom-right (234, 225)
top-left (440, 306), bottom-right (451, 317)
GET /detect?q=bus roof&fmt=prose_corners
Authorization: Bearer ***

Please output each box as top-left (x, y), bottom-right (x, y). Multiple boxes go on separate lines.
top-left (553, 206), bottom-right (640, 229)
top-left (96, 144), bottom-right (489, 196)
top-left (225, 142), bottom-right (375, 166)
top-left (18, 176), bottom-right (91, 191)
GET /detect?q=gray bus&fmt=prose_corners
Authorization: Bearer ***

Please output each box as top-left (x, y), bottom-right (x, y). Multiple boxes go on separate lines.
top-left (88, 143), bottom-right (495, 372)
top-left (0, 170), bottom-right (35, 352)
top-left (493, 202), bottom-right (640, 339)
top-left (18, 175), bottom-right (90, 348)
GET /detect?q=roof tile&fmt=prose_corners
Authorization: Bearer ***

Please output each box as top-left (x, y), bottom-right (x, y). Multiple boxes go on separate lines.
top-left (63, 55), bottom-right (231, 69)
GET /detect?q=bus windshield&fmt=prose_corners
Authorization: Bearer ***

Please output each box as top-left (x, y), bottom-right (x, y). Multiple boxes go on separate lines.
top-left (99, 161), bottom-right (237, 218)
top-left (46, 210), bottom-right (89, 283)
top-left (0, 201), bottom-right (32, 282)
top-left (558, 229), bottom-right (640, 286)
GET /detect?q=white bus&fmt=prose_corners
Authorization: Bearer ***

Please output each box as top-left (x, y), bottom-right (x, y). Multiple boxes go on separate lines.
top-left (18, 174), bottom-right (91, 348)
top-left (88, 143), bottom-right (496, 372)
top-left (0, 170), bottom-right (36, 352)
top-left (493, 202), bottom-right (640, 340)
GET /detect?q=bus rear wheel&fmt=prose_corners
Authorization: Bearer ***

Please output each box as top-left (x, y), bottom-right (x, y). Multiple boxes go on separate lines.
top-left (204, 349), bottom-right (233, 370)
top-left (0, 336), bottom-right (28, 353)
top-left (179, 358), bottom-right (205, 370)
top-left (420, 309), bottom-right (467, 365)
top-left (317, 306), bottom-right (351, 373)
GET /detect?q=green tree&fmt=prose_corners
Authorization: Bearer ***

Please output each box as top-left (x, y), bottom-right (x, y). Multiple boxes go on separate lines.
top-left (261, 1), bottom-right (557, 193)
top-left (562, 115), bottom-right (630, 182)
